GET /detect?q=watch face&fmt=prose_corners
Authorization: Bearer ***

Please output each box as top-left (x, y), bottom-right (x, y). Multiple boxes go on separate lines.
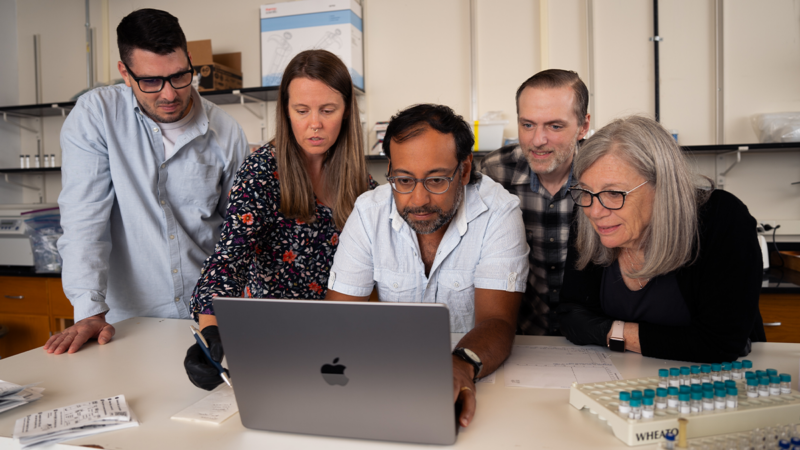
top-left (463, 348), bottom-right (480, 363)
top-left (609, 338), bottom-right (625, 352)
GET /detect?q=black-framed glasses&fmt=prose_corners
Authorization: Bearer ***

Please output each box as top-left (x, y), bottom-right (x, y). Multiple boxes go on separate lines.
top-left (386, 163), bottom-right (461, 194)
top-left (124, 63), bottom-right (194, 93)
top-left (568, 180), bottom-right (649, 210)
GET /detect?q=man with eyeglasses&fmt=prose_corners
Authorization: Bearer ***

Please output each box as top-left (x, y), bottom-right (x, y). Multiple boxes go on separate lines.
top-left (46, 9), bottom-right (247, 355)
top-left (326, 104), bottom-right (529, 428)
top-left (480, 69), bottom-right (591, 337)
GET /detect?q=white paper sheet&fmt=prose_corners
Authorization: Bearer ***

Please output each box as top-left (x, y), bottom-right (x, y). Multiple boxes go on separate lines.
top-left (450, 338), bottom-right (496, 384)
top-left (0, 387), bottom-right (45, 414)
top-left (503, 345), bottom-right (622, 389)
top-left (171, 384), bottom-right (239, 425)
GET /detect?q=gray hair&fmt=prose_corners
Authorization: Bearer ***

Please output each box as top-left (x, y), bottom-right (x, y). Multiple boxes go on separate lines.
top-left (573, 115), bottom-right (710, 279)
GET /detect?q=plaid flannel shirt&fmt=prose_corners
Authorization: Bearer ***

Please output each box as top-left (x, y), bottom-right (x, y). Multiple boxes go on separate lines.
top-left (479, 145), bottom-right (576, 335)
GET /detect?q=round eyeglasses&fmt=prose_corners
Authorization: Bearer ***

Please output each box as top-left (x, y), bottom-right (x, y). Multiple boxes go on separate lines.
top-left (568, 180), bottom-right (649, 210)
top-left (124, 63), bottom-right (194, 94)
top-left (386, 163), bottom-right (461, 195)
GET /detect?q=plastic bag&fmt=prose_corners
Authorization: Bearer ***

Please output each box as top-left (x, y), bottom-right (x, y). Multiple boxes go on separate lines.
top-left (750, 112), bottom-right (800, 143)
top-left (23, 211), bottom-right (62, 274)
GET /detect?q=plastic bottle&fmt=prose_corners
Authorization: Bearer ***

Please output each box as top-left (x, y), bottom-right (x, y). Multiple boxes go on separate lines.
top-left (721, 362), bottom-right (732, 381)
top-left (658, 368), bottom-right (669, 388)
top-left (678, 393), bottom-right (690, 414)
top-left (642, 397), bottom-right (654, 419)
top-left (701, 364), bottom-right (712, 383)
top-left (702, 389), bottom-right (715, 411)
top-left (714, 389), bottom-right (727, 410)
top-left (667, 386), bottom-right (679, 409)
top-left (655, 387), bottom-right (668, 410)
top-left (690, 391), bottom-right (702, 413)
top-left (690, 365), bottom-right (701, 385)
top-left (746, 378), bottom-right (759, 398)
top-left (669, 368), bottom-right (681, 387)
top-left (680, 366), bottom-right (691, 385)
top-left (630, 399), bottom-right (642, 419)
top-left (731, 361), bottom-right (743, 379)
top-left (781, 374), bottom-right (792, 395)
top-left (618, 391), bottom-right (631, 414)
top-left (770, 376), bottom-right (782, 396)
top-left (759, 377), bottom-right (770, 397)
top-left (711, 363), bottom-right (722, 381)
top-left (726, 387), bottom-right (738, 409)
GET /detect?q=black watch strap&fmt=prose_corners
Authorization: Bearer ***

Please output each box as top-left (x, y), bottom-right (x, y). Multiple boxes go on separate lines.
top-left (453, 347), bottom-right (483, 382)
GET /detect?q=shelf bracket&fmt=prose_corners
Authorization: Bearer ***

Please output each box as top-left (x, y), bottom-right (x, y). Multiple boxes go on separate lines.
top-left (231, 90), bottom-right (268, 141)
top-left (51, 104), bottom-right (72, 117)
top-left (2, 112), bottom-right (40, 133)
top-left (716, 147), bottom-right (748, 189)
top-left (3, 174), bottom-right (44, 203)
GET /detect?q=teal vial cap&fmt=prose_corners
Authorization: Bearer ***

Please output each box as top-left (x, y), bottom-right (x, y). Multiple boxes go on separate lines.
top-left (747, 378), bottom-right (758, 386)
top-left (702, 383), bottom-right (713, 391)
top-left (680, 366), bottom-right (690, 375)
top-left (691, 385), bottom-right (702, 393)
top-left (691, 392), bottom-right (702, 400)
top-left (668, 386), bottom-right (679, 396)
top-left (713, 381), bottom-right (725, 389)
top-left (691, 365), bottom-right (700, 374)
top-left (703, 390), bottom-right (714, 399)
top-left (770, 376), bottom-right (781, 384)
top-left (732, 361), bottom-right (742, 370)
top-left (679, 385), bottom-right (691, 394)
top-left (678, 393), bottom-right (690, 401)
top-left (644, 389), bottom-right (655, 398)
top-left (727, 387), bottom-right (738, 396)
top-left (643, 397), bottom-right (654, 406)
top-left (670, 368), bottom-right (680, 376)
top-left (715, 389), bottom-right (726, 397)
top-left (742, 360), bottom-right (753, 369)
top-left (725, 380), bottom-right (736, 388)
top-left (711, 363), bottom-right (721, 372)
top-left (659, 369), bottom-right (669, 377)
top-left (631, 390), bottom-right (643, 400)
top-left (745, 371), bottom-right (756, 380)
top-left (781, 374), bottom-right (792, 382)
top-left (657, 387), bottom-right (668, 397)
top-left (767, 368), bottom-right (778, 376)
top-left (721, 362), bottom-right (732, 371)
top-left (701, 364), bottom-right (711, 373)
top-left (760, 377), bottom-right (770, 386)
top-left (619, 391), bottom-right (631, 401)
top-left (630, 399), bottom-right (642, 407)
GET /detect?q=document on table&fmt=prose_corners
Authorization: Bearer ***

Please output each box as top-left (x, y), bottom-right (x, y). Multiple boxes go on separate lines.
top-left (171, 384), bottom-right (239, 425)
top-left (450, 338), bottom-right (496, 384)
top-left (0, 381), bottom-right (44, 414)
top-left (13, 395), bottom-right (138, 449)
top-left (503, 345), bottom-right (622, 389)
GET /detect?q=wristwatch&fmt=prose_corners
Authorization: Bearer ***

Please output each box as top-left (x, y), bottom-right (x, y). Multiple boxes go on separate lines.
top-left (609, 320), bottom-right (625, 352)
top-left (453, 347), bottom-right (483, 382)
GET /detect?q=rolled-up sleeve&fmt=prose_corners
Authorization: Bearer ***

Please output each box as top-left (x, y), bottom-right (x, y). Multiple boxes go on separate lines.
top-left (328, 203), bottom-right (375, 297)
top-left (57, 100), bottom-right (114, 321)
top-left (474, 195), bottom-right (529, 293)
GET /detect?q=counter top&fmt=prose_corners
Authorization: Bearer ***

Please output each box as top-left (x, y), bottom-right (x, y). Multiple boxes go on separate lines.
top-left (0, 266), bottom-right (60, 278)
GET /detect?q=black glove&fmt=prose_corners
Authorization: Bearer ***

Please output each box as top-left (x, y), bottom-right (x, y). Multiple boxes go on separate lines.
top-left (557, 303), bottom-right (614, 347)
top-left (184, 325), bottom-right (229, 390)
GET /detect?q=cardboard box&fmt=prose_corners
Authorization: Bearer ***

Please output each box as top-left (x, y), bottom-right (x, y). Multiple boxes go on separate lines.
top-left (260, 0), bottom-right (364, 90)
top-left (187, 40), bottom-right (243, 92)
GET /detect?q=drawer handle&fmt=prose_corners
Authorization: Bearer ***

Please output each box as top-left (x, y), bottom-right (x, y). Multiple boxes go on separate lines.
top-left (4, 295), bottom-right (24, 299)
top-left (764, 322), bottom-right (781, 327)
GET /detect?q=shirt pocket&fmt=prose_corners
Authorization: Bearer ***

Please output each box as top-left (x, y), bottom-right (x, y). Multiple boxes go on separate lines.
top-left (175, 162), bottom-right (223, 210)
top-left (437, 269), bottom-right (475, 333)
top-left (375, 269), bottom-right (416, 303)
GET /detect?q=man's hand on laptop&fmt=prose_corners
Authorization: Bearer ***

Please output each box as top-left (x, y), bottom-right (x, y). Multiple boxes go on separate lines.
top-left (43, 312), bottom-right (115, 354)
top-left (452, 356), bottom-right (477, 427)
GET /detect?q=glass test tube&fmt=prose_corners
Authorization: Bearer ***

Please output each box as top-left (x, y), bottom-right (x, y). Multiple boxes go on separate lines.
top-left (656, 388), bottom-right (668, 409)
top-left (710, 363), bottom-right (722, 381)
top-left (690, 392), bottom-right (702, 413)
top-left (780, 374), bottom-right (792, 395)
top-left (770, 376), bottom-right (782, 396)
top-left (667, 386), bottom-right (679, 409)
top-left (690, 365), bottom-right (701, 384)
top-left (669, 368), bottom-right (681, 387)
top-left (680, 366), bottom-right (691, 385)
top-left (714, 389), bottom-right (726, 410)
top-left (726, 387), bottom-right (738, 409)
top-left (731, 361), bottom-right (743, 379)
top-left (758, 377), bottom-right (770, 397)
top-left (702, 390), bottom-right (714, 411)
top-left (746, 378), bottom-right (759, 398)
top-left (678, 393), bottom-right (690, 414)
top-left (630, 399), bottom-right (642, 419)
top-left (642, 397), bottom-right (654, 419)
top-left (720, 362), bottom-right (732, 381)
top-left (701, 364), bottom-right (712, 383)
top-left (618, 391), bottom-right (631, 414)
top-left (659, 369), bottom-right (669, 388)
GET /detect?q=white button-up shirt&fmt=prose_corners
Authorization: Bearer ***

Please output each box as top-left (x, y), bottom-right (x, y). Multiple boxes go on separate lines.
top-left (329, 175), bottom-right (529, 332)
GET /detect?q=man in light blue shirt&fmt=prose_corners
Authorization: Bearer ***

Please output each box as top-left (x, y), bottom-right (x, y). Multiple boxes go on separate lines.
top-left (326, 104), bottom-right (529, 429)
top-left (45, 9), bottom-right (247, 354)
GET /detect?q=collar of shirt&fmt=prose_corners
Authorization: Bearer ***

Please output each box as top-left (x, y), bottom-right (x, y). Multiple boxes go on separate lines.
top-left (529, 162), bottom-right (575, 201)
top-left (389, 182), bottom-right (488, 237)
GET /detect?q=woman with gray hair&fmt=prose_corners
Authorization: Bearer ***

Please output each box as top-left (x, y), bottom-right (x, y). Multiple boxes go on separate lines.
top-left (558, 115), bottom-right (765, 363)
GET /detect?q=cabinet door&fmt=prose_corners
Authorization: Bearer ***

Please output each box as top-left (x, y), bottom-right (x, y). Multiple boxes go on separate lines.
top-left (760, 294), bottom-right (800, 343)
top-left (0, 277), bottom-right (49, 315)
top-left (0, 313), bottom-right (50, 358)
top-left (46, 278), bottom-right (74, 333)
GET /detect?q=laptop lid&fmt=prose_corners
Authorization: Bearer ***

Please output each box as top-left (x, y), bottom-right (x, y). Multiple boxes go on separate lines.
top-left (213, 298), bottom-right (457, 445)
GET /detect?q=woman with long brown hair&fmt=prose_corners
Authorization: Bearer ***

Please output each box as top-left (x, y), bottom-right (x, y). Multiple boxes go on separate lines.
top-left (184, 50), bottom-right (375, 390)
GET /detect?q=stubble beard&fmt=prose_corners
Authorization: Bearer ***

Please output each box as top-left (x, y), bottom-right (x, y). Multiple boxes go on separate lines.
top-left (401, 180), bottom-right (464, 235)
top-left (140, 96), bottom-right (192, 124)
top-left (524, 133), bottom-right (579, 175)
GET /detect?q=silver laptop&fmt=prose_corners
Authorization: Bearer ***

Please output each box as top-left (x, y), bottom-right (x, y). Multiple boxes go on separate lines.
top-left (213, 298), bottom-right (457, 445)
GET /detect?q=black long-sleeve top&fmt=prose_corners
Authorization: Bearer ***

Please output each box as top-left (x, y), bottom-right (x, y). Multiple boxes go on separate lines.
top-left (558, 189), bottom-right (766, 363)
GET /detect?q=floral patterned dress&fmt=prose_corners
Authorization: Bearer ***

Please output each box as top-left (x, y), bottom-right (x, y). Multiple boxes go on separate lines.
top-left (190, 144), bottom-right (376, 319)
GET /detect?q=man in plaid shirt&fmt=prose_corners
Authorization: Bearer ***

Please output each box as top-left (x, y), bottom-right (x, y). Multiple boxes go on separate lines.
top-left (480, 70), bottom-right (591, 335)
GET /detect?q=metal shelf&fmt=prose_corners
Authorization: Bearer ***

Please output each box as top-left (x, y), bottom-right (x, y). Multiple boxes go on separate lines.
top-left (0, 168), bottom-right (61, 174)
top-left (682, 142), bottom-right (800, 153)
top-left (366, 151), bottom-right (495, 161)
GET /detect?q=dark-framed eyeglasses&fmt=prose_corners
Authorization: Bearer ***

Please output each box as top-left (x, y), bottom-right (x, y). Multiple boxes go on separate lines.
top-left (123, 63), bottom-right (194, 94)
top-left (568, 180), bottom-right (649, 210)
top-left (386, 163), bottom-right (461, 195)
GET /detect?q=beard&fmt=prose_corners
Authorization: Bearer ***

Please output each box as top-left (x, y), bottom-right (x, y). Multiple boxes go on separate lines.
top-left (524, 133), bottom-right (579, 175)
top-left (401, 180), bottom-right (464, 235)
top-left (139, 96), bottom-right (192, 124)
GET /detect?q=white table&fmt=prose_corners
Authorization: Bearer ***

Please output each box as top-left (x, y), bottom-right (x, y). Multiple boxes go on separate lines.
top-left (0, 317), bottom-right (797, 449)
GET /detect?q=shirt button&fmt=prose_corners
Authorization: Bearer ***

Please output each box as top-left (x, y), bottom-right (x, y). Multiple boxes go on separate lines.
top-left (549, 238), bottom-right (554, 242)
top-left (393, 282), bottom-right (399, 289)
top-left (169, 235), bottom-right (175, 240)
top-left (454, 282), bottom-right (460, 288)
top-left (549, 204), bottom-right (554, 208)
top-left (161, 200), bottom-right (166, 205)
top-left (161, 163), bottom-right (166, 169)
top-left (153, 127), bottom-right (159, 133)
top-left (172, 269), bottom-right (178, 274)
top-left (174, 297), bottom-right (180, 302)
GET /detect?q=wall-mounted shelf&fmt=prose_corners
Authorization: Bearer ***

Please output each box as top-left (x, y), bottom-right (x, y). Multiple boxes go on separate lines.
top-left (0, 168), bottom-right (61, 174)
top-left (681, 142), bottom-right (800, 153)
top-left (366, 151), bottom-right (495, 161)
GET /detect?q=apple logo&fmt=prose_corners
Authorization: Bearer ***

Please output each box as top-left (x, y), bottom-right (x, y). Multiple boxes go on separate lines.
top-left (320, 357), bottom-right (349, 386)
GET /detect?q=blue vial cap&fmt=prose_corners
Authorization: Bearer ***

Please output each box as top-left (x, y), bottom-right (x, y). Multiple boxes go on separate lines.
top-left (678, 393), bottom-right (690, 401)
top-left (656, 387), bottom-right (668, 397)
top-left (665, 432), bottom-right (676, 441)
top-left (670, 368), bottom-right (680, 376)
top-left (792, 437), bottom-right (800, 445)
top-left (727, 387), bottom-right (738, 396)
top-left (711, 363), bottom-right (721, 371)
top-left (691, 392), bottom-right (702, 400)
top-left (732, 361), bottom-right (742, 370)
top-left (619, 391), bottom-right (631, 401)
top-left (659, 368), bottom-right (669, 377)
top-left (644, 389), bottom-right (655, 398)
top-left (770, 376), bottom-right (780, 383)
top-left (766, 368), bottom-right (778, 376)
top-left (747, 378), bottom-right (758, 386)
top-left (630, 399), bottom-right (641, 407)
top-left (643, 397), bottom-right (654, 406)
top-left (721, 362), bottom-right (732, 371)
top-left (781, 374), bottom-right (791, 382)
top-left (779, 439), bottom-right (791, 449)
top-left (725, 380), bottom-right (736, 388)
top-left (680, 366), bottom-right (690, 375)
top-left (631, 390), bottom-right (643, 400)
top-left (742, 360), bottom-right (753, 369)
top-left (668, 386), bottom-right (679, 395)
top-left (691, 385), bottom-right (702, 393)
top-left (679, 385), bottom-right (691, 394)
top-left (713, 381), bottom-right (725, 389)
top-left (745, 371), bottom-right (755, 380)
top-left (701, 364), bottom-right (711, 373)
top-left (690, 365), bottom-right (700, 374)
top-left (703, 390), bottom-right (714, 399)
top-left (715, 389), bottom-right (726, 397)
top-left (702, 383), bottom-right (713, 391)
top-left (760, 377), bottom-right (770, 386)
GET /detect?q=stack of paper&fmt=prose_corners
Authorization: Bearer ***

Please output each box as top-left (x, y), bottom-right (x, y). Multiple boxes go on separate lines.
top-left (0, 381), bottom-right (44, 414)
top-left (13, 395), bottom-right (139, 448)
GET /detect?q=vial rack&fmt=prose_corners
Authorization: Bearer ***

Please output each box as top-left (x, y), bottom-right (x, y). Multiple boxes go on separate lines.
top-left (568, 376), bottom-right (800, 446)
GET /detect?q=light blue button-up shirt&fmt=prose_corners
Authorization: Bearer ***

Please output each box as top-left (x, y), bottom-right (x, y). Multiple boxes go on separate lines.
top-left (58, 85), bottom-right (247, 323)
top-left (328, 175), bottom-right (530, 332)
